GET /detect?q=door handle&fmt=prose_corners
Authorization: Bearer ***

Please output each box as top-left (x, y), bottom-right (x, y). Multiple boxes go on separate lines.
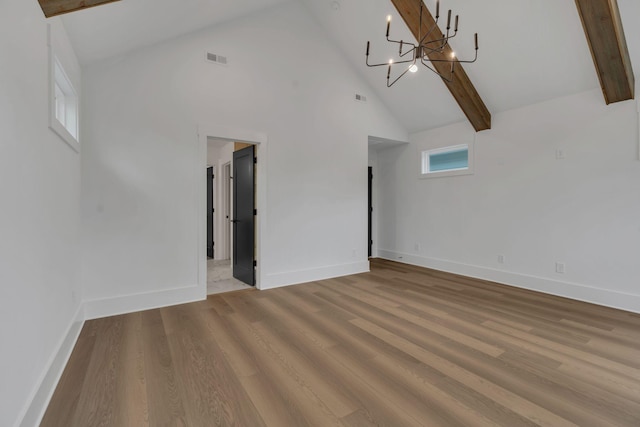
top-left (231, 219), bottom-right (238, 223)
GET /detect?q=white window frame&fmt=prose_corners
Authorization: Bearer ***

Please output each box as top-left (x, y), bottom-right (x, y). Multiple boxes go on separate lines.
top-left (48, 32), bottom-right (80, 152)
top-left (420, 143), bottom-right (474, 179)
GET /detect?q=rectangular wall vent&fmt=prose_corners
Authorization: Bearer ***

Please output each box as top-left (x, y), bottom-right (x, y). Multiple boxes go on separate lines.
top-left (206, 52), bottom-right (228, 65)
top-left (355, 94), bottom-right (367, 102)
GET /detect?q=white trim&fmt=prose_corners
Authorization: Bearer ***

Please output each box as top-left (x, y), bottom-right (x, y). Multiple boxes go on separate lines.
top-left (17, 305), bottom-right (85, 427)
top-left (197, 124), bottom-right (268, 290)
top-left (262, 261), bottom-right (370, 290)
top-left (83, 284), bottom-right (202, 320)
top-left (377, 249), bottom-right (640, 314)
top-left (636, 98), bottom-right (639, 161)
top-left (216, 161), bottom-right (232, 261)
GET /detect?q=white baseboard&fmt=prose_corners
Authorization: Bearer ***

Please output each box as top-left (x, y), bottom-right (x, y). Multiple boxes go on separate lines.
top-left (18, 305), bottom-right (85, 427)
top-left (84, 283), bottom-right (205, 320)
top-left (378, 250), bottom-right (640, 314)
top-left (261, 260), bottom-right (370, 290)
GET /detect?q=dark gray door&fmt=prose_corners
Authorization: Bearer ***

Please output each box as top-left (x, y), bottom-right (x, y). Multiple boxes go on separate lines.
top-left (207, 166), bottom-right (214, 259)
top-left (232, 145), bottom-right (255, 286)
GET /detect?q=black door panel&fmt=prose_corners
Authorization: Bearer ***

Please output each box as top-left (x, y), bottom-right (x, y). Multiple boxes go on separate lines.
top-left (207, 167), bottom-right (214, 259)
top-left (232, 146), bottom-right (255, 286)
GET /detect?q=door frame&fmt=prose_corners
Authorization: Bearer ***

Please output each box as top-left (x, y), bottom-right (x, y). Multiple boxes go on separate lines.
top-left (197, 124), bottom-right (267, 293)
top-left (219, 162), bottom-right (231, 261)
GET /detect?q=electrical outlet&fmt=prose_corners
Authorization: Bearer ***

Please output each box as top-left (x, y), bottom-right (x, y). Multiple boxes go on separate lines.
top-left (555, 262), bottom-right (566, 274)
top-left (497, 255), bottom-right (505, 264)
top-left (556, 148), bottom-right (565, 160)
top-left (351, 249), bottom-right (356, 258)
top-left (414, 243), bottom-right (421, 252)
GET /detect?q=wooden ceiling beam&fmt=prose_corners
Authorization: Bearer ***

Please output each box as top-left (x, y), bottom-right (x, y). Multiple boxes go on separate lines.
top-left (37, 0), bottom-right (120, 18)
top-left (390, 0), bottom-right (491, 131)
top-left (575, 0), bottom-right (634, 104)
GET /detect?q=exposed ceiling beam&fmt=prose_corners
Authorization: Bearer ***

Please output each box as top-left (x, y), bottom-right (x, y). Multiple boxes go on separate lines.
top-left (575, 0), bottom-right (634, 104)
top-left (37, 0), bottom-right (120, 18)
top-left (390, 0), bottom-right (491, 132)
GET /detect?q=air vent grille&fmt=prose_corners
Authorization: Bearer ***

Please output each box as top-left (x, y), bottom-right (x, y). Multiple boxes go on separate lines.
top-left (206, 52), bottom-right (228, 65)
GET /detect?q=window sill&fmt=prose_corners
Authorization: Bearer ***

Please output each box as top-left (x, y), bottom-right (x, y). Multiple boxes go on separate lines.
top-left (49, 119), bottom-right (79, 153)
top-left (420, 168), bottom-right (473, 179)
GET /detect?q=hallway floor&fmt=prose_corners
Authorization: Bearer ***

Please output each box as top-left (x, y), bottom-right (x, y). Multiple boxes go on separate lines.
top-left (207, 259), bottom-right (252, 294)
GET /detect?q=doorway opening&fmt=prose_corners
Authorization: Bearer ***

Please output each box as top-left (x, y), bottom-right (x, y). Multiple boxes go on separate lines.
top-left (205, 138), bottom-right (259, 294)
top-left (368, 136), bottom-right (409, 259)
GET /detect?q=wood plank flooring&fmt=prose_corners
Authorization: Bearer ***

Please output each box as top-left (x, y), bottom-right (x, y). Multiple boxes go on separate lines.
top-left (41, 259), bottom-right (640, 426)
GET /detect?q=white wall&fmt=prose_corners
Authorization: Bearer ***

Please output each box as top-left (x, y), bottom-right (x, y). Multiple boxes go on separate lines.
top-left (0, 2), bottom-right (82, 426)
top-left (80, 1), bottom-right (406, 312)
top-left (377, 88), bottom-right (640, 313)
top-left (206, 141), bottom-right (220, 167)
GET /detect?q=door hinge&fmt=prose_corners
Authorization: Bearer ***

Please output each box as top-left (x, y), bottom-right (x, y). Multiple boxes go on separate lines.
top-left (254, 157), bottom-right (257, 164)
top-left (253, 260), bottom-right (257, 267)
top-left (253, 209), bottom-right (257, 216)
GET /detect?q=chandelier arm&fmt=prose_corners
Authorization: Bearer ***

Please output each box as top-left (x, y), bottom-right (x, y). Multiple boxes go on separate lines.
top-left (399, 46), bottom-right (417, 58)
top-left (422, 49), bottom-right (477, 64)
top-left (389, 58), bottom-right (419, 66)
top-left (421, 35), bottom-right (453, 53)
top-left (453, 55), bottom-right (478, 64)
top-left (420, 57), bottom-right (453, 82)
top-left (417, 21), bottom-right (445, 46)
top-left (421, 43), bottom-right (449, 55)
top-left (367, 57), bottom-right (418, 68)
top-left (417, 2), bottom-right (442, 47)
top-left (387, 65), bottom-right (414, 87)
top-left (387, 37), bottom-right (417, 49)
top-left (367, 55), bottom-right (395, 67)
top-left (367, 60), bottom-right (396, 67)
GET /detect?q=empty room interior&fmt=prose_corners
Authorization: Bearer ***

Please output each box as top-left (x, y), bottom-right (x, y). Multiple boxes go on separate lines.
top-left (2, 0), bottom-right (640, 426)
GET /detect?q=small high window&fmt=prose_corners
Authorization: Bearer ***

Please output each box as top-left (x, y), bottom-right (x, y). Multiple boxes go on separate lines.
top-left (421, 144), bottom-right (473, 178)
top-left (50, 57), bottom-right (79, 146)
top-left (48, 22), bottom-right (80, 152)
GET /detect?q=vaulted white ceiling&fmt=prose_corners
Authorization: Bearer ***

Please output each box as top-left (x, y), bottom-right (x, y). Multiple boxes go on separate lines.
top-left (62, 0), bottom-right (640, 133)
top-left (61, 0), bottom-right (290, 64)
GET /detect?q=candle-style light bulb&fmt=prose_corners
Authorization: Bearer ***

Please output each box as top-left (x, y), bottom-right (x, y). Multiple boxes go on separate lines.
top-left (366, 41), bottom-right (370, 56)
top-left (454, 15), bottom-right (458, 32)
top-left (447, 10), bottom-right (451, 30)
top-left (436, 0), bottom-right (440, 18)
top-left (386, 15), bottom-right (391, 37)
top-left (475, 33), bottom-right (478, 50)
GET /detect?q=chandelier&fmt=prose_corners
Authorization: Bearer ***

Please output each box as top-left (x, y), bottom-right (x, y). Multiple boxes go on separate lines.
top-left (366, 0), bottom-right (479, 86)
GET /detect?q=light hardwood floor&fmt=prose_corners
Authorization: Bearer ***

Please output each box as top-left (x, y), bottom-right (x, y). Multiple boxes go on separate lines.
top-left (41, 259), bottom-right (640, 426)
